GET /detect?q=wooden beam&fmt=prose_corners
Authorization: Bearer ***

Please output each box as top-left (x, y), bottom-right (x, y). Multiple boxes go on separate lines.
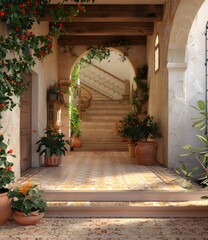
top-left (58, 36), bottom-right (147, 46)
top-left (55, 22), bottom-right (153, 36)
top-left (43, 4), bottom-right (163, 22)
top-left (50, 0), bottom-right (166, 4)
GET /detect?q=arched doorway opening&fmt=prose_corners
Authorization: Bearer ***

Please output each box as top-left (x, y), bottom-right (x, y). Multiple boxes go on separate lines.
top-left (167, 0), bottom-right (206, 168)
top-left (69, 47), bottom-right (136, 151)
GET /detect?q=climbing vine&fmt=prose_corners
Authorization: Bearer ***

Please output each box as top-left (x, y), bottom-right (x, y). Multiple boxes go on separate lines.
top-left (0, 0), bottom-right (94, 125)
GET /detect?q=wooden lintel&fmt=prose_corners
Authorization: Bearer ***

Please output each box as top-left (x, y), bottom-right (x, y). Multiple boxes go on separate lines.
top-left (42, 4), bottom-right (163, 22)
top-left (53, 22), bottom-right (153, 36)
top-left (58, 36), bottom-right (147, 46)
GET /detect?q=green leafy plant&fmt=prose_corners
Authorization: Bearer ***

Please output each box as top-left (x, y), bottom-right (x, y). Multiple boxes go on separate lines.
top-left (176, 100), bottom-right (208, 193)
top-left (115, 113), bottom-right (161, 144)
top-left (133, 65), bottom-right (149, 114)
top-left (0, 0), bottom-right (94, 125)
top-left (70, 106), bottom-right (81, 137)
top-left (8, 181), bottom-right (47, 216)
top-left (36, 125), bottom-right (70, 157)
top-left (0, 135), bottom-right (16, 193)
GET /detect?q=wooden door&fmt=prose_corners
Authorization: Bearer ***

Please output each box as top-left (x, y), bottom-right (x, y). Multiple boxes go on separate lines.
top-left (20, 74), bottom-right (32, 173)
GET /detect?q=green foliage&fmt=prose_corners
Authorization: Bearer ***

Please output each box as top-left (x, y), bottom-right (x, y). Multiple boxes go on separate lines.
top-left (0, 135), bottom-right (16, 191)
top-left (36, 126), bottom-right (70, 157)
top-left (115, 113), bottom-right (161, 144)
top-left (8, 182), bottom-right (47, 216)
top-left (133, 65), bottom-right (149, 114)
top-left (70, 106), bottom-right (81, 137)
top-left (178, 100), bottom-right (208, 191)
top-left (0, 0), bottom-right (94, 126)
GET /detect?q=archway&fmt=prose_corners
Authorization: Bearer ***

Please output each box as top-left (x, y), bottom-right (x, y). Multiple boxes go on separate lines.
top-left (69, 47), bottom-right (136, 151)
top-left (167, 0), bottom-right (205, 168)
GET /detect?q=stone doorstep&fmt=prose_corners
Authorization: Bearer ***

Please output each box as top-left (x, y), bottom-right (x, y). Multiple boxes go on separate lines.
top-left (44, 190), bottom-right (208, 218)
top-left (45, 205), bottom-right (208, 218)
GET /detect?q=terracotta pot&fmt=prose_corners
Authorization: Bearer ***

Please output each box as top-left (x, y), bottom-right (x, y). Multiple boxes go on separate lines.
top-left (44, 154), bottom-right (62, 167)
top-left (135, 141), bottom-right (158, 165)
top-left (0, 191), bottom-right (12, 225)
top-left (128, 143), bottom-right (135, 158)
top-left (13, 210), bottom-right (44, 226)
top-left (71, 136), bottom-right (82, 148)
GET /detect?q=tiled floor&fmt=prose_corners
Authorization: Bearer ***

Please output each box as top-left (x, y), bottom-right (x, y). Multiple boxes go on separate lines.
top-left (1, 217), bottom-right (208, 240)
top-left (14, 151), bottom-right (200, 191)
top-left (2, 151), bottom-right (208, 239)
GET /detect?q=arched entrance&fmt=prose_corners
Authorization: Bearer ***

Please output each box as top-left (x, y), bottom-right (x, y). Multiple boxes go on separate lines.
top-left (69, 48), bottom-right (136, 151)
top-left (167, 0), bottom-right (205, 168)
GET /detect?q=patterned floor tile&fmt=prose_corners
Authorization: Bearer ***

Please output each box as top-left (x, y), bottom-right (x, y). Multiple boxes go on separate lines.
top-left (1, 218), bottom-right (208, 240)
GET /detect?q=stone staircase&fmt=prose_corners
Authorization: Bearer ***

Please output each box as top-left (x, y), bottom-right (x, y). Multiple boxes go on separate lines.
top-left (78, 100), bottom-right (132, 151)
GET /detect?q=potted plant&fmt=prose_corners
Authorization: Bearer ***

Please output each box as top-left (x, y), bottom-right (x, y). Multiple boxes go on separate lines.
top-left (36, 125), bottom-right (70, 166)
top-left (0, 135), bottom-right (16, 225)
top-left (134, 115), bottom-right (161, 165)
top-left (47, 82), bottom-right (70, 104)
top-left (8, 182), bottom-right (47, 226)
top-left (115, 112), bottom-right (141, 157)
top-left (70, 106), bottom-right (82, 148)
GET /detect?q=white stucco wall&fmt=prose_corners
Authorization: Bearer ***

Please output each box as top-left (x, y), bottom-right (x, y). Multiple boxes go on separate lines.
top-left (179, 0), bottom-right (208, 171)
top-left (0, 21), bottom-right (59, 179)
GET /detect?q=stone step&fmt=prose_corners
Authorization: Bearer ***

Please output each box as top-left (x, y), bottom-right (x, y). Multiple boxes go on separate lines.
top-left (87, 109), bottom-right (130, 115)
top-left (87, 115), bottom-right (125, 121)
top-left (81, 121), bottom-right (117, 128)
top-left (89, 105), bottom-right (131, 110)
top-left (44, 190), bottom-right (208, 218)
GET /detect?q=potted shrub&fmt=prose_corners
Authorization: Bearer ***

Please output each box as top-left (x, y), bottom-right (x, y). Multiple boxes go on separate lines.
top-left (115, 112), bottom-right (141, 157)
top-left (70, 106), bottom-right (82, 148)
top-left (47, 82), bottom-right (70, 104)
top-left (36, 125), bottom-right (70, 166)
top-left (0, 135), bottom-right (16, 225)
top-left (134, 115), bottom-right (161, 165)
top-left (8, 182), bottom-right (47, 226)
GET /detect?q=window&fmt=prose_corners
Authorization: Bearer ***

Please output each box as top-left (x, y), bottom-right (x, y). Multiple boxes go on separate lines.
top-left (154, 34), bottom-right (160, 72)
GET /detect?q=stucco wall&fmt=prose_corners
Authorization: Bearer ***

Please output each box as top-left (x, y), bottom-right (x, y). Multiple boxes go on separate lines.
top-left (147, 0), bottom-right (181, 167)
top-left (0, 21), bottom-right (59, 179)
top-left (179, 0), bottom-right (208, 171)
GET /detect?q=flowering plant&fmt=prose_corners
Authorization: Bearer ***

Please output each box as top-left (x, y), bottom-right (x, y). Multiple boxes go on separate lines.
top-left (115, 112), bottom-right (141, 144)
top-left (36, 125), bottom-right (70, 157)
top-left (48, 82), bottom-right (71, 95)
top-left (115, 113), bottom-right (161, 144)
top-left (0, 0), bottom-right (93, 126)
top-left (8, 181), bottom-right (47, 216)
top-left (0, 135), bottom-right (16, 193)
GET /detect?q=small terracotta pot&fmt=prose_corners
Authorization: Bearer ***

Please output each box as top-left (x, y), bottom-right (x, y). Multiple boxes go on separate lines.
top-left (128, 143), bottom-right (135, 158)
top-left (13, 211), bottom-right (44, 226)
top-left (135, 141), bottom-right (158, 165)
top-left (0, 191), bottom-right (12, 225)
top-left (44, 154), bottom-right (62, 167)
top-left (71, 136), bottom-right (82, 148)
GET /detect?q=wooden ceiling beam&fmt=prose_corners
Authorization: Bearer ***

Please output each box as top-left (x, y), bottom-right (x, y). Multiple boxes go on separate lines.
top-left (53, 22), bottom-right (153, 36)
top-left (43, 4), bottom-right (163, 22)
top-left (58, 36), bottom-right (147, 46)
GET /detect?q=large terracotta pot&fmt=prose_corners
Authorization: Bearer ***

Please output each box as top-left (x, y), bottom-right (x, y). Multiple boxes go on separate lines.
top-left (44, 154), bottom-right (62, 167)
top-left (13, 210), bottom-right (44, 226)
top-left (0, 191), bottom-right (12, 225)
top-left (128, 143), bottom-right (135, 158)
top-left (135, 141), bottom-right (158, 165)
top-left (71, 136), bottom-right (82, 148)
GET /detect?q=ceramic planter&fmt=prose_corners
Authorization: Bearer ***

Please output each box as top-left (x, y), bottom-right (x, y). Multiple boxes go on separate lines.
top-left (71, 136), bottom-right (82, 148)
top-left (128, 143), bottom-right (135, 158)
top-left (0, 191), bottom-right (12, 225)
top-left (135, 141), bottom-right (158, 165)
top-left (12, 210), bottom-right (44, 226)
top-left (44, 154), bottom-right (62, 167)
